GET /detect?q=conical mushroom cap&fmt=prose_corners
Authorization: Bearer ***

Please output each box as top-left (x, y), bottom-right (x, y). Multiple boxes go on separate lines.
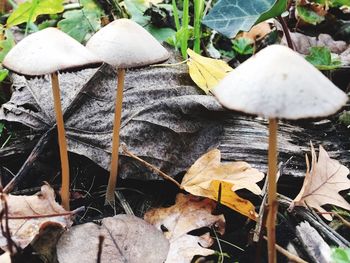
top-left (212, 45), bottom-right (348, 120)
top-left (86, 19), bottom-right (170, 68)
top-left (3, 28), bottom-right (102, 76)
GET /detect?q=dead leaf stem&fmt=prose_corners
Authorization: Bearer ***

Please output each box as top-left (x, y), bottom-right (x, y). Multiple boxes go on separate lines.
top-left (263, 236), bottom-right (308, 263)
top-left (122, 145), bottom-right (183, 189)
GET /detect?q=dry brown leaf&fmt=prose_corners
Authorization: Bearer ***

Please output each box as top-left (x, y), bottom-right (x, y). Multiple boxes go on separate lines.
top-left (291, 144), bottom-right (350, 220)
top-left (281, 32), bottom-right (347, 55)
top-left (238, 22), bottom-right (272, 42)
top-left (181, 149), bottom-right (264, 219)
top-left (57, 214), bottom-right (169, 263)
top-left (144, 193), bottom-right (225, 263)
top-left (0, 185), bottom-right (72, 250)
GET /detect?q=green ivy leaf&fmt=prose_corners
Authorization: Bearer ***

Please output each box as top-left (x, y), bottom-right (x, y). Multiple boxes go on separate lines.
top-left (124, 0), bottom-right (150, 25)
top-left (202, 0), bottom-right (286, 38)
top-left (232, 38), bottom-right (254, 55)
top-left (296, 5), bottom-right (325, 25)
top-left (7, 0), bottom-right (64, 27)
top-left (305, 46), bottom-right (341, 70)
top-left (331, 248), bottom-right (350, 263)
top-left (58, 9), bottom-right (101, 43)
top-left (0, 29), bottom-right (15, 62)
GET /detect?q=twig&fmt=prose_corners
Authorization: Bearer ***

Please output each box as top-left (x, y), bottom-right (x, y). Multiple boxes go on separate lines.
top-left (4, 129), bottom-right (52, 194)
top-left (122, 145), bottom-right (183, 189)
top-left (5, 206), bottom-right (85, 220)
top-left (97, 235), bottom-right (104, 263)
top-left (263, 236), bottom-right (308, 263)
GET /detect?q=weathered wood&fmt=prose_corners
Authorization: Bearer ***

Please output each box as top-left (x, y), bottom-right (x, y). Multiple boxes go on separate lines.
top-left (219, 115), bottom-right (350, 178)
top-left (296, 222), bottom-right (331, 263)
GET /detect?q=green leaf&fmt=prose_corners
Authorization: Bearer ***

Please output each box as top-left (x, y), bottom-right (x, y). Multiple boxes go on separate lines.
top-left (296, 5), bottom-right (325, 25)
top-left (305, 46), bottom-right (341, 70)
top-left (257, 0), bottom-right (288, 23)
top-left (7, 0), bottom-right (64, 27)
top-left (124, 0), bottom-right (150, 25)
top-left (331, 248), bottom-right (350, 263)
top-left (202, 0), bottom-right (286, 38)
top-left (0, 122), bottom-right (4, 136)
top-left (146, 25), bottom-right (176, 41)
top-left (0, 69), bottom-right (8, 82)
top-left (58, 9), bottom-right (101, 43)
top-left (331, 0), bottom-right (350, 7)
top-left (0, 29), bottom-right (15, 62)
top-left (232, 38), bottom-right (254, 55)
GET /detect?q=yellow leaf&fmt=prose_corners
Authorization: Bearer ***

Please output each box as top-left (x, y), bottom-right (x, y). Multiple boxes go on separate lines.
top-left (210, 180), bottom-right (258, 220)
top-left (181, 149), bottom-right (264, 220)
top-left (187, 48), bottom-right (233, 94)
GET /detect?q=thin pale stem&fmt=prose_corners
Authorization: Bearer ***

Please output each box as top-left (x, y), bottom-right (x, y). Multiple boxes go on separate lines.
top-left (267, 118), bottom-right (278, 263)
top-left (51, 72), bottom-right (70, 211)
top-left (105, 68), bottom-right (125, 206)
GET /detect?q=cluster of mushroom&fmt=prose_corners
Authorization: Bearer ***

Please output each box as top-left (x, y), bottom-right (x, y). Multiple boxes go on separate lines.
top-left (211, 45), bottom-right (348, 263)
top-left (3, 17), bottom-right (348, 263)
top-left (3, 19), bottom-right (170, 210)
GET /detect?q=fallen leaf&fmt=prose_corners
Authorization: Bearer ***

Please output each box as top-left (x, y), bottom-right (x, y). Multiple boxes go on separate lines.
top-left (181, 149), bottom-right (264, 220)
top-left (291, 144), bottom-right (350, 220)
top-left (210, 180), bottom-right (259, 219)
top-left (0, 185), bottom-right (72, 249)
top-left (187, 48), bottom-right (233, 94)
top-left (0, 252), bottom-right (11, 263)
top-left (57, 214), bottom-right (169, 263)
top-left (281, 32), bottom-right (347, 55)
top-left (144, 193), bottom-right (225, 263)
top-left (0, 51), bottom-right (225, 181)
top-left (238, 22), bottom-right (272, 42)
top-left (165, 233), bottom-right (215, 263)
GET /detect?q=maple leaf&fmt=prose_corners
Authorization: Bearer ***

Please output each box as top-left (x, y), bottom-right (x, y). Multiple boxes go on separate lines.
top-left (181, 149), bottom-right (264, 220)
top-left (144, 193), bottom-right (225, 263)
top-left (187, 48), bottom-right (233, 94)
top-left (291, 144), bottom-right (350, 220)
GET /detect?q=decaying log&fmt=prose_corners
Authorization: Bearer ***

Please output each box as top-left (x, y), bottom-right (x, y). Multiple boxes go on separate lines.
top-left (296, 222), bottom-right (331, 263)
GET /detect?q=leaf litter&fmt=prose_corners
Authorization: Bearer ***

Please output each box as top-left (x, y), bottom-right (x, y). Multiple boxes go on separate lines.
top-left (0, 185), bottom-right (72, 250)
top-left (144, 193), bottom-right (225, 263)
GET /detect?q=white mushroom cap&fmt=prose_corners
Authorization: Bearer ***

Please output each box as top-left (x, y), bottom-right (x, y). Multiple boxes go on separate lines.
top-left (212, 45), bottom-right (348, 119)
top-left (86, 19), bottom-right (170, 68)
top-left (3, 28), bottom-right (102, 77)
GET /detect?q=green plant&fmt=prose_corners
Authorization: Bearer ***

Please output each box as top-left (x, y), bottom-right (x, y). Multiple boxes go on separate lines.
top-left (305, 46), bottom-right (341, 70)
top-left (232, 37), bottom-right (255, 55)
top-left (7, 0), bottom-right (64, 34)
top-left (331, 247), bottom-right (350, 263)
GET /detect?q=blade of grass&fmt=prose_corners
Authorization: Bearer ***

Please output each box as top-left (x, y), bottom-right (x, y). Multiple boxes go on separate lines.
top-left (193, 0), bottom-right (204, 53)
top-left (172, 0), bottom-right (180, 31)
top-left (180, 0), bottom-right (189, 58)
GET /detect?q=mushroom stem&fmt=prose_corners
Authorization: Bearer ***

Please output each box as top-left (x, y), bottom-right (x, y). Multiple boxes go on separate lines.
top-left (267, 118), bottom-right (278, 263)
top-left (105, 68), bottom-right (125, 206)
top-left (51, 72), bottom-right (70, 211)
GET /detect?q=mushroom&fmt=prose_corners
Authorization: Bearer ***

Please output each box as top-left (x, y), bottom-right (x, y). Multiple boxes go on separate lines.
top-left (3, 28), bottom-right (102, 210)
top-left (86, 19), bottom-right (169, 206)
top-left (211, 44), bottom-right (348, 263)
